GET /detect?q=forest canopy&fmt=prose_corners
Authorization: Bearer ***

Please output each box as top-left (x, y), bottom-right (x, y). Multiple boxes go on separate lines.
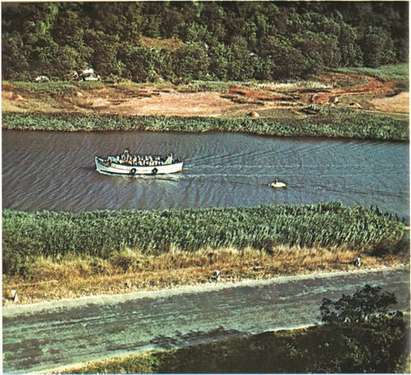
top-left (2, 1), bottom-right (408, 81)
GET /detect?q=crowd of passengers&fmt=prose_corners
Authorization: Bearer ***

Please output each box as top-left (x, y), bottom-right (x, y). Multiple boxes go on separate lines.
top-left (114, 149), bottom-right (172, 166)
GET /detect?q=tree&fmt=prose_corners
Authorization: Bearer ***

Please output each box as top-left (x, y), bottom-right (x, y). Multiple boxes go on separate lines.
top-left (119, 46), bottom-right (158, 82)
top-left (2, 32), bottom-right (30, 79)
top-left (85, 30), bottom-right (120, 76)
top-left (201, 3), bottom-right (226, 42)
top-left (361, 27), bottom-right (397, 68)
top-left (227, 36), bottom-right (255, 80)
top-left (208, 42), bottom-right (230, 80)
top-left (173, 42), bottom-right (210, 81)
top-left (260, 35), bottom-right (306, 79)
top-left (1, 2), bottom-right (408, 81)
top-left (338, 22), bottom-right (363, 67)
top-left (317, 285), bottom-right (407, 373)
top-left (320, 284), bottom-right (400, 325)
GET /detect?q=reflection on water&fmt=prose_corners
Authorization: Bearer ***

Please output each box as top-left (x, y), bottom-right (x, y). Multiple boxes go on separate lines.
top-left (2, 130), bottom-right (409, 218)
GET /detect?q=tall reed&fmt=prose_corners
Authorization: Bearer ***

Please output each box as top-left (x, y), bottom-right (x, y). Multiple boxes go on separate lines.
top-left (3, 203), bottom-right (405, 275)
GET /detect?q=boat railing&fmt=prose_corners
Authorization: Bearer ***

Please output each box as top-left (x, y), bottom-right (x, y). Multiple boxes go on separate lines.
top-left (98, 154), bottom-right (181, 168)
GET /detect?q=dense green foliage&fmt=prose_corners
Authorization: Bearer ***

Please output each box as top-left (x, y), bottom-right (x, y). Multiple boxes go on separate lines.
top-left (3, 111), bottom-right (409, 141)
top-left (76, 326), bottom-right (407, 373)
top-left (3, 203), bottom-right (405, 275)
top-left (317, 285), bottom-right (408, 373)
top-left (2, 2), bottom-right (408, 81)
top-left (321, 284), bottom-right (400, 325)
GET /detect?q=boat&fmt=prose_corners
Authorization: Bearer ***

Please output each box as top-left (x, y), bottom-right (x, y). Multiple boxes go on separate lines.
top-left (270, 179), bottom-right (287, 189)
top-left (95, 150), bottom-right (183, 176)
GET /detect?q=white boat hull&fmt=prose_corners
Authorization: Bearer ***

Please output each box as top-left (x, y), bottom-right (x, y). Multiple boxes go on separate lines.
top-left (270, 181), bottom-right (287, 189)
top-left (95, 157), bottom-right (183, 176)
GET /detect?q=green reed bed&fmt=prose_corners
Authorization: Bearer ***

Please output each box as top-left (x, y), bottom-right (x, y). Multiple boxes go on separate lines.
top-left (3, 110), bottom-right (408, 141)
top-left (3, 80), bottom-right (104, 95)
top-left (3, 203), bottom-right (405, 275)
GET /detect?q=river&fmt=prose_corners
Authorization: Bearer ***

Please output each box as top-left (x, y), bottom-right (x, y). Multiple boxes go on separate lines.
top-left (3, 130), bottom-right (409, 217)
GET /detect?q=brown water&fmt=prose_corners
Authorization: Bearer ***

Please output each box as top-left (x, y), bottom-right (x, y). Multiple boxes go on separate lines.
top-left (3, 130), bottom-right (409, 218)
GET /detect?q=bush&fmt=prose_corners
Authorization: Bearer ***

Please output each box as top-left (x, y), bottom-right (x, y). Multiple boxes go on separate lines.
top-left (319, 285), bottom-right (408, 372)
top-left (173, 42), bottom-right (210, 81)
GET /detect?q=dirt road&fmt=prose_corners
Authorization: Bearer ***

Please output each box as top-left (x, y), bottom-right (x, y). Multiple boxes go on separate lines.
top-left (3, 268), bottom-right (409, 374)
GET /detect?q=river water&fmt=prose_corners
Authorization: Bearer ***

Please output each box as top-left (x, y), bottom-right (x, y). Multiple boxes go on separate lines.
top-left (3, 130), bottom-right (409, 218)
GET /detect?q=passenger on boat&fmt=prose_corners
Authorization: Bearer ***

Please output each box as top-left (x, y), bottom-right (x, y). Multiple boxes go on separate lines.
top-left (121, 149), bottom-right (130, 161)
top-left (164, 153), bottom-right (173, 165)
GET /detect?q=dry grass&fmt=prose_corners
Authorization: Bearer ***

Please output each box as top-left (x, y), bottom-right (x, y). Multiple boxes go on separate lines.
top-left (371, 92), bottom-right (409, 113)
top-left (2, 90), bottom-right (63, 113)
top-left (3, 246), bottom-right (407, 305)
top-left (139, 36), bottom-right (185, 51)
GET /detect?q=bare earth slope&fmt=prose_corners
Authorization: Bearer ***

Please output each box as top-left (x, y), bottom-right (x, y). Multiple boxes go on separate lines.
top-left (2, 71), bottom-right (408, 118)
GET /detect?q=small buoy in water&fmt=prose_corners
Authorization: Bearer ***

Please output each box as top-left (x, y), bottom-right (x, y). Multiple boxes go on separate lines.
top-left (270, 178), bottom-right (287, 189)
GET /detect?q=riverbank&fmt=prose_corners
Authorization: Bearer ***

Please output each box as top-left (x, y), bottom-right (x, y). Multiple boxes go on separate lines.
top-left (3, 251), bottom-right (408, 305)
top-left (3, 203), bottom-right (408, 304)
top-left (57, 322), bottom-right (408, 373)
top-left (2, 66), bottom-right (409, 141)
top-left (3, 110), bottom-right (408, 141)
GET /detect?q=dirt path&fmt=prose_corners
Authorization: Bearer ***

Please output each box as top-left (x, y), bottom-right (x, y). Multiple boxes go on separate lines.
top-left (3, 267), bottom-right (409, 374)
top-left (110, 91), bottom-right (254, 117)
top-left (306, 72), bottom-right (398, 106)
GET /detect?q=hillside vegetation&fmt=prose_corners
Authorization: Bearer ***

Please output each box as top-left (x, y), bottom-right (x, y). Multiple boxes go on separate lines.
top-left (2, 2), bottom-right (408, 82)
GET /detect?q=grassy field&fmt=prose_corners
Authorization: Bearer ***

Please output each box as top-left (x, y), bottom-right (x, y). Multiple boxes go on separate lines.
top-left (2, 79), bottom-right (327, 94)
top-left (61, 323), bottom-right (408, 373)
top-left (3, 109), bottom-right (409, 141)
top-left (334, 63), bottom-right (409, 83)
top-left (2, 79), bottom-right (252, 95)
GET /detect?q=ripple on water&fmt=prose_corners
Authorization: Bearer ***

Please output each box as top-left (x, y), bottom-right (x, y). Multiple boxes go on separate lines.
top-left (2, 130), bottom-right (409, 219)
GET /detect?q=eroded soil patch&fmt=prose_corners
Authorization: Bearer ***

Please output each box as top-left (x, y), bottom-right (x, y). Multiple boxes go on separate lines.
top-left (2, 71), bottom-right (407, 118)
